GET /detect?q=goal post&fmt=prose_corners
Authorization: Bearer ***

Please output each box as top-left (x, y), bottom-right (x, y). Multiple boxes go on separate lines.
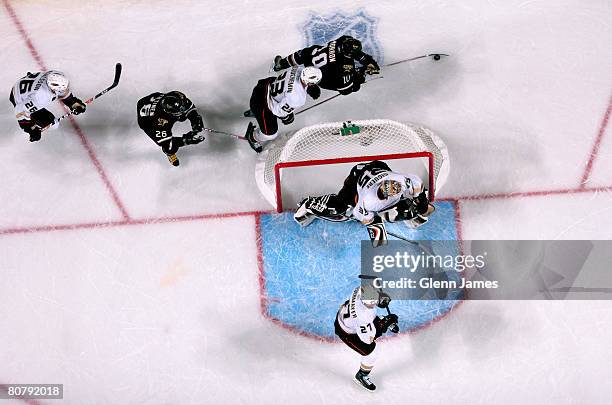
top-left (255, 119), bottom-right (450, 213)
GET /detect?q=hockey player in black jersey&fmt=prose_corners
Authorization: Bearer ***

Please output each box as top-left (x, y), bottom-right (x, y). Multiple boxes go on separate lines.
top-left (271, 35), bottom-right (380, 96)
top-left (137, 91), bottom-right (204, 166)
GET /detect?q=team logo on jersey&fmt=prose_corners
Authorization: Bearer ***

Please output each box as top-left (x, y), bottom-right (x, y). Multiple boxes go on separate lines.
top-left (301, 9), bottom-right (383, 64)
top-left (157, 118), bottom-right (168, 126)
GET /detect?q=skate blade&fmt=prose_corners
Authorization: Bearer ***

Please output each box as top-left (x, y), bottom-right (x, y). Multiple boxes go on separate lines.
top-left (352, 376), bottom-right (376, 392)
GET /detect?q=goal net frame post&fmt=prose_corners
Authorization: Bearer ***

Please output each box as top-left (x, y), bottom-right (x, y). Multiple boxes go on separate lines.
top-left (273, 152), bottom-right (435, 213)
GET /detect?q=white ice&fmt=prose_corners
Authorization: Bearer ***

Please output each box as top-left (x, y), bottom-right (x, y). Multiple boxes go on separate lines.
top-left (1, 0), bottom-right (611, 404)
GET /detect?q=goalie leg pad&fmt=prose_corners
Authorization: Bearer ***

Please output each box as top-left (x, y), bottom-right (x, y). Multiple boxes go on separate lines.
top-left (294, 199), bottom-right (316, 227)
top-left (293, 195), bottom-right (351, 226)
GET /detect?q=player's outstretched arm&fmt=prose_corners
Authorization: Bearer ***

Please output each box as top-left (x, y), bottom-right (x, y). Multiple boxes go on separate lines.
top-left (186, 109), bottom-right (204, 133)
top-left (273, 45), bottom-right (320, 71)
top-left (355, 51), bottom-right (380, 75)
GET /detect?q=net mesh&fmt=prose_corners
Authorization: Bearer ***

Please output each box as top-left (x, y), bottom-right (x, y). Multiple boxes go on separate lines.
top-left (255, 119), bottom-right (450, 210)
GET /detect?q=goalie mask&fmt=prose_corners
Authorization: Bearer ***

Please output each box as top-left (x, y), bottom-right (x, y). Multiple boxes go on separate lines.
top-left (161, 91), bottom-right (190, 117)
top-left (378, 180), bottom-right (403, 199)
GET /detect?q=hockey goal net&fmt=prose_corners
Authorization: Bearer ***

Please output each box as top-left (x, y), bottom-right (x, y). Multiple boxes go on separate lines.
top-left (255, 119), bottom-right (450, 212)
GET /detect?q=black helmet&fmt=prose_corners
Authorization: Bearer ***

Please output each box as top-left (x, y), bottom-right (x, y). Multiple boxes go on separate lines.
top-left (161, 91), bottom-right (189, 117)
top-left (338, 36), bottom-right (362, 57)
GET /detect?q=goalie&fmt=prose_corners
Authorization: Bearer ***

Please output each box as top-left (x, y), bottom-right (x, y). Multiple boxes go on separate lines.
top-left (294, 160), bottom-right (435, 243)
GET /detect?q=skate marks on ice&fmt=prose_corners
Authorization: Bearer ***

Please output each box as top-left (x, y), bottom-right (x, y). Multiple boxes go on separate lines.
top-left (258, 202), bottom-right (461, 339)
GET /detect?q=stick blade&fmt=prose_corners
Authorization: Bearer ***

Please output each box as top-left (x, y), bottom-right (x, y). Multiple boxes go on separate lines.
top-left (113, 63), bottom-right (122, 86)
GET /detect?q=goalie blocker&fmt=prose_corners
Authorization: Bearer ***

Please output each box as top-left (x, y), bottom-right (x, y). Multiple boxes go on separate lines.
top-left (294, 160), bottom-right (435, 245)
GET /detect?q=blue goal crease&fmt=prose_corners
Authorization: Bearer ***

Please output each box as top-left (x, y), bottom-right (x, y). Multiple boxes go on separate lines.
top-left (259, 202), bottom-right (461, 338)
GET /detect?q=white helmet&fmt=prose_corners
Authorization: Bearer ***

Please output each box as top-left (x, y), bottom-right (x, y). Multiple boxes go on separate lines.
top-left (46, 71), bottom-right (70, 94)
top-left (359, 286), bottom-right (379, 307)
top-left (300, 67), bottom-right (322, 86)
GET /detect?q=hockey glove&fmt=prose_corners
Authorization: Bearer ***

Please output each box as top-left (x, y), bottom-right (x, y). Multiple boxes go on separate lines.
top-left (30, 108), bottom-right (56, 128)
top-left (380, 199), bottom-right (416, 223)
top-left (272, 55), bottom-right (290, 72)
top-left (183, 131), bottom-right (204, 145)
top-left (18, 119), bottom-right (41, 142)
top-left (361, 56), bottom-right (380, 75)
top-left (280, 113), bottom-right (294, 125)
top-left (63, 94), bottom-right (87, 115)
top-left (414, 190), bottom-right (430, 215)
top-left (407, 204), bottom-right (435, 229)
top-left (384, 314), bottom-right (399, 333)
top-left (306, 84), bottom-right (321, 100)
top-left (377, 292), bottom-right (391, 309)
top-left (28, 127), bottom-right (42, 142)
top-left (190, 112), bottom-right (204, 133)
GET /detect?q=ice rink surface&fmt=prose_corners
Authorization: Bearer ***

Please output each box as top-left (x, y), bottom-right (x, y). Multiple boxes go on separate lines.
top-left (1, 0), bottom-right (611, 404)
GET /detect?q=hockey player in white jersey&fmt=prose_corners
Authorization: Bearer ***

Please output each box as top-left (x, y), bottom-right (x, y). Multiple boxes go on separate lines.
top-left (294, 160), bottom-right (435, 242)
top-left (244, 66), bottom-right (322, 152)
top-left (9, 70), bottom-right (86, 142)
top-left (335, 283), bottom-right (398, 391)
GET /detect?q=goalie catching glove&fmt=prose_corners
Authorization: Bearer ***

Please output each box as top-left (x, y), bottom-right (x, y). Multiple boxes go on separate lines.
top-left (381, 190), bottom-right (435, 228)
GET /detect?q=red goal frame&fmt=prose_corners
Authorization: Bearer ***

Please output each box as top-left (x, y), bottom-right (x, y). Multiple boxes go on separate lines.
top-left (273, 152), bottom-right (435, 212)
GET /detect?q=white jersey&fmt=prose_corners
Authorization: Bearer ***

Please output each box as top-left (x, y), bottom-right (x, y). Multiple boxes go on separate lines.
top-left (11, 71), bottom-right (69, 121)
top-left (353, 170), bottom-right (423, 223)
top-left (337, 287), bottom-right (378, 344)
top-left (267, 66), bottom-right (307, 118)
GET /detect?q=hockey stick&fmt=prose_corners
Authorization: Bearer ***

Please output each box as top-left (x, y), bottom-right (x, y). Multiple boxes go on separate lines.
top-left (202, 127), bottom-right (246, 140)
top-left (48, 63), bottom-right (122, 129)
top-left (295, 53), bottom-right (447, 116)
top-left (295, 75), bottom-right (384, 116)
top-left (242, 74), bottom-right (384, 118)
top-left (386, 230), bottom-right (418, 246)
top-left (387, 230), bottom-right (436, 256)
top-left (383, 53), bottom-right (449, 68)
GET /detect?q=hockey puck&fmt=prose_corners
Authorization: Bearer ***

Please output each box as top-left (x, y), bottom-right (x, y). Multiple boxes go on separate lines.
top-left (433, 54), bottom-right (441, 61)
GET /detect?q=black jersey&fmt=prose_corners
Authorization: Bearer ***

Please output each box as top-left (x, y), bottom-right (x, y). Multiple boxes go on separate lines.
top-left (283, 36), bottom-right (374, 94)
top-left (136, 92), bottom-right (198, 146)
